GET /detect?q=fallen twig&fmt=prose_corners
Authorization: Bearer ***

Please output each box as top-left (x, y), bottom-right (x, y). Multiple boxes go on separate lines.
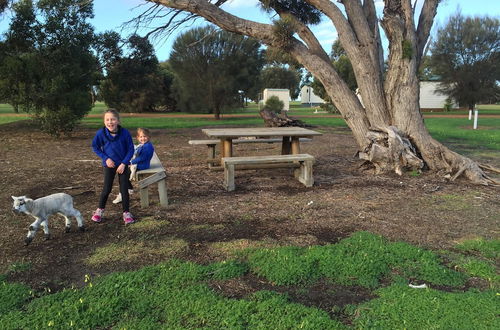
top-left (53, 186), bottom-right (81, 190)
top-left (479, 163), bottom-right (500, 174)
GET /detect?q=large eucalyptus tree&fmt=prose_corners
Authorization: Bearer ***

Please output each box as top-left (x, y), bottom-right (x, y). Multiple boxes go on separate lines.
top-left (142, 0), bottom-right (496, 184)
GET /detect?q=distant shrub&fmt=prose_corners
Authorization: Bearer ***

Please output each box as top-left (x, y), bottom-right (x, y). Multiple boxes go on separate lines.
top-left (320, 103), bottom-right (338, 113)
top-left (264, 96), bottom-right (284, 113)
top-left (443, 98), bottom-right (454, 112)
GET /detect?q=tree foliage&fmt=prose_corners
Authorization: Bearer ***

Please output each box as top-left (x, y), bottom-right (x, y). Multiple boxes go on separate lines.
top-left (259, 66), bottom-right (301, 99)
top-left (264, 95), bottom-right (284, 113)
top-left (99, 33), bottom-right (174, 112)
top-left (430, 12), bottom-right (500, 109)
top-left (169, 25), bottom-right (263, 119)
top-left (0, 0), bottom-right (97, 136)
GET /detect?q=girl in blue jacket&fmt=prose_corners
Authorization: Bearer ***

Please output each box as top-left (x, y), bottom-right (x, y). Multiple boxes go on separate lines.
top-left (91, 109), bottom-right (135, 224)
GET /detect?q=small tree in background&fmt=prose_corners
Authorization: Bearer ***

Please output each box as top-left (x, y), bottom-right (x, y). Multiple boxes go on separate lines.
top-left (430, 12), bottom-right (500, 110)
top-left (169, 25), bottom-right (263, 119)
top-left (99, 34), bottom-right (172, 112)
top-left (264, 95), bottom-right (284, 113)
top-left (259, 66), bottom-right (301, 99)
top-left (0, 0), bottom-right (98, 136)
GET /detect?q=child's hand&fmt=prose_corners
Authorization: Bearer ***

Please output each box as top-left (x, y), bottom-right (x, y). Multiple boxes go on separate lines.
top-left (117, 163), bottom-right (126, 174)
top-left (106, 158), bottom-right (115, 168)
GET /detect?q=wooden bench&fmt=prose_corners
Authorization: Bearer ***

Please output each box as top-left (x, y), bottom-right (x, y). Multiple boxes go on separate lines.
top-left (188, 138), bottom-right (312, 168)
top-left (133, 152), bottom-right (168, 208)
top-left (221, 154), bottom-right (315, 191)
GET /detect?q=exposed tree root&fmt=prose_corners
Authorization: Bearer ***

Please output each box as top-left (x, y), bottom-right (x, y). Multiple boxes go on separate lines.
top-left (358, 126), bottom-right (423, 175)
top-left (358, 126), bottom-right (499, 186)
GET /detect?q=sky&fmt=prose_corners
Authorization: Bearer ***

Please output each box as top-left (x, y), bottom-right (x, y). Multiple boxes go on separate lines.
top-left (1, 0), bottom-right (499, 61)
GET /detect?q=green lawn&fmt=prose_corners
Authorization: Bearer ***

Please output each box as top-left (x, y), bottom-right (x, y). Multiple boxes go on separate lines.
top-left (1, 232), bottom-right (498, 329)
top-left (1, 103), bottom-right (499, 154)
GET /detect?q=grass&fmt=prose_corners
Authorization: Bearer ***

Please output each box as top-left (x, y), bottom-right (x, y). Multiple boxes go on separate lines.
top-left (84, 238), bottom-right (188, 266)
top-left (425, 117), bottom-right (500, 152)
top-left (1, 232), bottom-right (498, 329)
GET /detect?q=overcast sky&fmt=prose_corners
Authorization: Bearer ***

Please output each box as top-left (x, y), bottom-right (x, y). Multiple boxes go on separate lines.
top-left (1, 0), bottom-right (499, 61)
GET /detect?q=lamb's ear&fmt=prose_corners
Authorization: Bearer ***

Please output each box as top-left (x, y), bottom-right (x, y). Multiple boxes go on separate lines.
top-left (12, 196), bottom-right (18, 200)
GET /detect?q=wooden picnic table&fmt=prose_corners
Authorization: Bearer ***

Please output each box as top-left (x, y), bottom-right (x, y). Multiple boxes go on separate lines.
top-left (201, 127), bottom-right (323, 159)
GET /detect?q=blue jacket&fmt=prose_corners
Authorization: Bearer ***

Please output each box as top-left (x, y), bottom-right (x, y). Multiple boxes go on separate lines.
top-left (92, 126), bottom-right (134, 167)
top-left (131, 141), bottom-right (155, 170)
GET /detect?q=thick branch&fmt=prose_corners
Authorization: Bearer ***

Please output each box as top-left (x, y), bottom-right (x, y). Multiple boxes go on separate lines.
top-left (288, 39), bottom-right (371, 148)
top-left (416, 0), bottom-right (439, 67)
top-left (342, 0), bottom-right (380, 69)
top-left (280, 13), bottom-right (330, 63)
top-left (306, 0), bottom-right (390, 127)
top-left (149, 0), bottom-right (276, 44)
top-left (363, 0), bottom-right (385, 73)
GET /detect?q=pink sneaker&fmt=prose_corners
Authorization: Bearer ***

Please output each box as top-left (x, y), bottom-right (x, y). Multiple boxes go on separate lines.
top-left (91, 208), bottom-right (104, 223)
top-left (123, 212), bottom-right (135, 225)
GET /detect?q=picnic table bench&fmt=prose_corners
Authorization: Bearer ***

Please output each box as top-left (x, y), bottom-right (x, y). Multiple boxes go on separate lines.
top-left (133, 152), bottom-right (168, 208)
top-left (222, 154), bottom-right (315, 191)
top-left (188, 137), bottom-right (312, 168)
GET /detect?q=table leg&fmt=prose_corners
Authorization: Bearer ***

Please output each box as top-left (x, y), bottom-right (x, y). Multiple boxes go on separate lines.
top-left (222, 138), bottom-right (233, 158)
top-left (291, 137), bottom-right (300, 154)
top-left (281, 136), bottom-right (291, 155)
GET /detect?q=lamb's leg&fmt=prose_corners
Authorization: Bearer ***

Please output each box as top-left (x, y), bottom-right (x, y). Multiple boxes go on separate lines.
top-left (41, 220), bottom-right (51, 240)
top-left (25, 218), bottom-right (43, 245)
top-left (59, 212), bottom-right (72, 233)
top-left (66, 208), bottom-right (85, 232)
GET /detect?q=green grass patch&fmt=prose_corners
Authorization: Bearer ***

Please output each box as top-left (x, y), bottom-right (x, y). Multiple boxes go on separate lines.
top-left (1, 232), bottom-right (498, 328)
top-left (7, 262), bottom-right (32, 274)
top-left (85, 238), bottom-right (188, 266)
top-left (0, 277), bottom-right (32, 317)
top-left (425, 117), bottom-right (500, 152)
top-left (126, 216), bottom-right (170, 232)
top-left (351, 284), bottom-right (498, 329)
top-left (81, 115), bottom-right (264, 129)
top-left (455, 237), bottom-right (500, 259)
top-left (0, 260), bottom-right (344, 329)
top-left (245, 232), bottom-right (467, 288)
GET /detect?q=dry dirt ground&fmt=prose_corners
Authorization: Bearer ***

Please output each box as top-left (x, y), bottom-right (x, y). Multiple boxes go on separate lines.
top-left (0, 120), bottom-right (499, 301)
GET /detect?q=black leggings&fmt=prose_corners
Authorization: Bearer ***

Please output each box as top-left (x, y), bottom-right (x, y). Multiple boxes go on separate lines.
top-left (98, 166), bottom-right (132, 212)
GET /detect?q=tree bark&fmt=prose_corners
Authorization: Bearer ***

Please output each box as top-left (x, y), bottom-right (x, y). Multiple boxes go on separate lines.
top-left (149, 0), bottom-right (496, 185)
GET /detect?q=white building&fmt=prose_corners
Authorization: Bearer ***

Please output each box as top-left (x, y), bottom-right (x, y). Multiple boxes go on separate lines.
top-left (419, 81), bottom-right (458, 111)
top-left (304, 82), bottom-right (457, 111)
top-left (262, 88), bottom-right (290, 111)
top-left (300, 86), bottom-right (325, 106)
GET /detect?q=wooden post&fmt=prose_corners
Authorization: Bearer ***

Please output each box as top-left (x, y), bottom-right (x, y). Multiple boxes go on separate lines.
top-left (158, 179), bottom-right (168, 207)
top-left (222, 138), bottom-right (233, 157)
top-left (224, 162), bottom-right (235, 191)
top-left (207, 144), bottom-right (216, 169)
top-left (281, 136), bottom-right (291, 154)
top-left (139, 187), bottom-right (149, 208)
top-left (291, 137), bottom-right (300, 154)
top-left (302, 159), bottom-right (314, 187)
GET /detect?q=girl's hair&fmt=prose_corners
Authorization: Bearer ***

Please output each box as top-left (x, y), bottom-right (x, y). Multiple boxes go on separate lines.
top-left (137, 127), bottom-right (151, 137)
top-left (104, 108), bottom-right (120, 121)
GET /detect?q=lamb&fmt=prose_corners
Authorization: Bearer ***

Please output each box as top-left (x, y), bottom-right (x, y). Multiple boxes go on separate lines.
top-left (11, 193), bottom-right (85, 245)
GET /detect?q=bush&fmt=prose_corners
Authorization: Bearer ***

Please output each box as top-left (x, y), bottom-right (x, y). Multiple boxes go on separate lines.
top-left (264, 96), bottom-right (284, 113)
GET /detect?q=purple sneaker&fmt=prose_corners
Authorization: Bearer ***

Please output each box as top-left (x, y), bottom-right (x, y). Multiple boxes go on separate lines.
top-left (123, 212), bottom-right (135, 225)
top-left (91, 208), bottom-right (104, 223)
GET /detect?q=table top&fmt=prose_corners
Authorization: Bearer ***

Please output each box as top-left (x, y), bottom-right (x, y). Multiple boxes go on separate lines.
top-left (202, 127), bottom-right (323, 139)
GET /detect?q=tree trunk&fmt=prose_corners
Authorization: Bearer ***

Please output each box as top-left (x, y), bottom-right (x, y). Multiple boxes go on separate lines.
top-left (151, 0), bottom-right (497, 185)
